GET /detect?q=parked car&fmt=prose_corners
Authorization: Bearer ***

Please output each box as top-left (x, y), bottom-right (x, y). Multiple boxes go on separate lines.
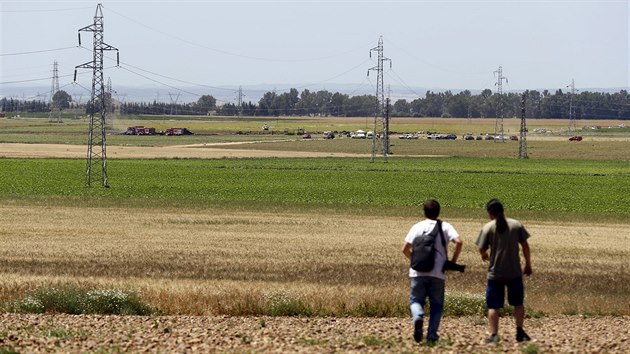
top-left (464, 134), bottom-right (475, 140)
top-left (353, 130), bottom-right (366, 139)
top-left (569, 135), bottom-right (583, 141)
top-left (302, 133), bottom-right (311, 139)
top-left (323, 131), bottom-right (335, 139)
top-left (399, 133), bottom-right (419, 139)
top-left (510, 135), bottom-right (519, 141)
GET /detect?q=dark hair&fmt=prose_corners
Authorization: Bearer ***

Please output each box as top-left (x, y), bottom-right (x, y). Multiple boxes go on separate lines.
top-left (486, 199), bottom-right (508, 233)
top-left (423, 199), bottom-right (440, 220)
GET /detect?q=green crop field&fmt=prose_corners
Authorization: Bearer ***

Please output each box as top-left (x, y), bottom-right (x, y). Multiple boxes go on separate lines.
top-left (0, 157), bottom-right (628, 221)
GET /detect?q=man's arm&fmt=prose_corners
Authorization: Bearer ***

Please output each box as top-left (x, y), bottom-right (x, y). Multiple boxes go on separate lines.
top-left (450, 237), bottom-right (463, 263)
top-left (402, 242), bottom-right (412, 260)
top-left (479, 248), bottom-right (489, 262)
top-left (521, 240), bottom-right (532, 276)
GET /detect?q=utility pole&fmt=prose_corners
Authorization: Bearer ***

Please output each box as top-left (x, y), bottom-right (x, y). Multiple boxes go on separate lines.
top-left (74, 3), bottom-right (119, 188)
top-left (48, 60), bottom-right (62, 123)
top-left (567, 79), bottom-right (577, 132)
top-left (494, 65), bottom-right (508, 142)
top-left (518, 92), bottom-right (528, 159)
top-left (368, 36), bottom-right (391, 162)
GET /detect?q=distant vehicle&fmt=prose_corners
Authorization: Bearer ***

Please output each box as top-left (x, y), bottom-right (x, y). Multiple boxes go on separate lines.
top-left (125, 126), bottom-right (156, 135)
top-left (445, 133), bottom-right (457, 140)
top-left (165, 127), bottom-right (193, 136)
top-left (0, 112), bottom-right (5, 118)
top-left (510, 135), bottom-right (519, 141)
top-left (464, 134), bottom-right (475, 140)
top-left (399, 133), bottom-right (419, 139)
top-left (302, 133), bottom-right (311, 139)
top-left (569, 135), bottom-right (583, 141)
top-left (476, 135), bottom-right (483, 140)
top-left (484, 135), bottom-right (495, 140)
top-left (262, 123), bottom-right (269, 131)
top-left (366, 131), bottom-right (375, 139)
top-left (353, 130), bottom-right (366, 139)
top-left (323, 131), bottom-right (335, 139)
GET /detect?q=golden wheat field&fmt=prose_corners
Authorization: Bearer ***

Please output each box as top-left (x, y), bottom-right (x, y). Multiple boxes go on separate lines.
top-left (1, 204), bottom-right (628, 316)
top-left (1, 204), bottom-right (629, 352)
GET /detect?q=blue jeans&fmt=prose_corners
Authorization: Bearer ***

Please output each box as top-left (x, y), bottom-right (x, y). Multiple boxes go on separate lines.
top-left (409, 276), bottom-right (445, 341)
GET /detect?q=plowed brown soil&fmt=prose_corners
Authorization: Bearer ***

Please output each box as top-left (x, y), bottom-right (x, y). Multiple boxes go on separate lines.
top-left (1, 314), bottom-right (629, 353)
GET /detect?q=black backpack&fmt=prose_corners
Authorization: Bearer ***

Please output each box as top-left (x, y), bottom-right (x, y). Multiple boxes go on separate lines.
top-left (410, 220), bottom-right (447, 272)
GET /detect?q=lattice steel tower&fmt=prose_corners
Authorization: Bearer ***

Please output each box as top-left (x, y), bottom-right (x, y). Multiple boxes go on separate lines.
top-left (48, 60), bottom-right (61, 123)
top-left (237, 86), bottom-right (244, 118)
top-left (74, 3), bottom-right (119, 187)
top-left (494, 66), bottom-right (508, 142)
top-left (567, 79), bottom-right (577, 132)
top-left (518, 92), bottom-right (528, 159)
top-left (368, 36), bottom-right (391, 162)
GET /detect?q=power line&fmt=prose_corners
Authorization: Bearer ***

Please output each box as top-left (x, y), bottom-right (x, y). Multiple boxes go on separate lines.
top-left (105, 5), bottom-right (374, 63)
top-left (0, 6), bottom-right (93, 13)
top-left (0, 46), bottom-right (78, 57)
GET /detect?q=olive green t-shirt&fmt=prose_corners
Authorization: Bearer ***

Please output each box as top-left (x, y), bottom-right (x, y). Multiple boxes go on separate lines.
top-left (475, 218), bottom-right (530, 280)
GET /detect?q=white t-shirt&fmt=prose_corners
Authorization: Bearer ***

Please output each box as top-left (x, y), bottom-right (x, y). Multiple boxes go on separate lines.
top-left (405, 219), bottom-right (460, 279)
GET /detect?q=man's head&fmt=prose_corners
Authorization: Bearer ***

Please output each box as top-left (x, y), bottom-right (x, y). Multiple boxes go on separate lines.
top-left (423, 199), bottom-right (440, 220)
top-left (486, 198), bottom-right (504, 219)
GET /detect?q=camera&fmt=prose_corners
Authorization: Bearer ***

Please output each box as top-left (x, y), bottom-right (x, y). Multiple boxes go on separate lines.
top-left (443, 260), bottom-right (466, 273)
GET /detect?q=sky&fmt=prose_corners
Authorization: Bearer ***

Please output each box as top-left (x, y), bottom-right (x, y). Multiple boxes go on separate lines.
top-left (1, 0), bottom-right (629, 103)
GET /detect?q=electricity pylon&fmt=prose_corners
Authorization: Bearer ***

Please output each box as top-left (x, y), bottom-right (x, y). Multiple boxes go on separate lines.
top-left (368, 36), bottom-right (391, 162)
top-left (237, 86), bottom-right (245, 118)
top-left (74, 3), bottom-right (119, 187)
top-left (518, 92), bottom-right (528, 159)
top-left (494, 65), bottom-right (508, 142)
top-left (567, 79), bottom-right (578, 132)
top-left (168, 92), bottom-right (180, 115)
top-left (48, 60), bottom-right (62, 123)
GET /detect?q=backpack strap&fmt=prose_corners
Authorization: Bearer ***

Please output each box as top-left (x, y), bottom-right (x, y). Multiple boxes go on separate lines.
top-left (436, 219), bottom-right (447, 258)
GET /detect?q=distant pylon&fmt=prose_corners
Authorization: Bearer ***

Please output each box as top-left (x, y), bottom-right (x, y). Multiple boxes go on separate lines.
top-left (48, 60), bottom-right (62, 123)
top-left (74, 3), bottom-right (119, 187)
top-left (494, 65), bottom-right (508, 142)
top-left (168, 92), bottom-right (180, 115)
top-left (237, 86), bottom-right (245, 118)
top-left (518, 92), bottom-right (528, 159)
top-left (368, 36), bottom-right (392, 162)
top-left (567, 79), bottom-right (577, 132)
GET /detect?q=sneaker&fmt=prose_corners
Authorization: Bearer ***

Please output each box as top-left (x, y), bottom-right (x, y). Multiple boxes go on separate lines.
top-left (485, 334), bottom-right (499, 344)
top-left (426, 335), bottom-right (439, 346)
top-left (413, 319), bottom-right (423, 343)
top-left (516, 329), bottom-right (531, 342)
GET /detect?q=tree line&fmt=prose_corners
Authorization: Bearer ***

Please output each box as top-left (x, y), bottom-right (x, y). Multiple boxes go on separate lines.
top-left (2, 88), bottom-right (629, 119)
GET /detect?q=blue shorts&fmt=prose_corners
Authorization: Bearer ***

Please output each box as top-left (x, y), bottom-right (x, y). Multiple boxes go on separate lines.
top-left (486, 277), bottom-right (524, 309)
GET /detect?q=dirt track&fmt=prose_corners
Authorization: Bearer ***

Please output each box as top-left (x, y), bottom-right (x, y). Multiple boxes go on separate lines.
top-left (0, 143), bottom-right (367, 159)
top-left (1, 314), bottom-right (628, 353)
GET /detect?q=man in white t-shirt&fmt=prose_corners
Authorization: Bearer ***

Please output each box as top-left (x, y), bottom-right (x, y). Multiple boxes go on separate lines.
top-left (402, 199), bottom-right (463, 343)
